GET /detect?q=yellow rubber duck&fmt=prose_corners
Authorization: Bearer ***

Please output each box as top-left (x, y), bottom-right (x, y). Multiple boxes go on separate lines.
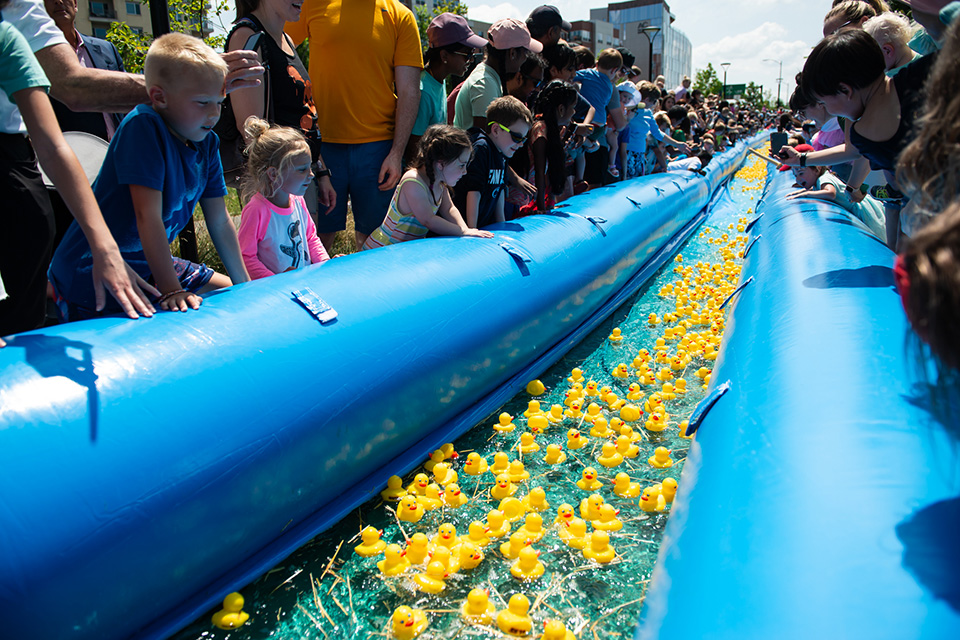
top-left (423, 449), bottom-right (445, 473)
top-left (491, 474), bottom-right (517, 500)
top-left (523, 400), bottom-right (544, 419)
top-left (577, 467), bottom-right (603, 491)
top-left (644, 412), bottom-right (667, 433)
top-left (567, 368), bottom-right (585, 384)
top-left (526, 379), bottom-right (546, 395)
top-left (519, 432), bottom-right (540, 454)
top-left (563, 389), bottom-right (579, 408)
top-left (643, 394), bottom-right (663, 414)
top-left (678, 419), bottom-right (693, 440)
top-left (499, 496), bottom-right (526, 522)
top-left (417, 483), bottom-right (443, 511)
top-left (508, 459), bottom-right (529, 483)
top-left (704, 345), bottom-right (718, 361)
top-left (604, 392), bottom-right (625, 411)
top-left (597, 442), bottom-right (623, 468)
top-left (516, 513), bottom-right (546, 543)
top-left (440, 443), bottom-right (457, 460)
top-left (558, 517), bottom-right (589, 549)
top-left (591, 504), bottom-right (623, 532)
top-left (648, 313), bottom-right (661, 326)
top-left (626, 383), bottom-right (644, 401)
top-left (486, 509), bottom-right (511, 538)
top-left (376, 542), bottom-right (410, 577)
top-left (619, 404), bottom-right (642, 422)
top-left (522, 487), bottom-right (550, 512)
top-left (563, 400), bottom-right (583, 420)
top-left (660, 382), bottom-right (676, 400)
top-left (443, 483), bottom-right (468, 508)
top-left (466, 520), bottom-right (491, 547)
top-left (430, 523), bottom-right (461, 552)
top-left (555, 503), bottom-right (575, 525)
top-left (656, 367), bottom-right (674, 382)
top-left (589, 416), bottom-right (611, 438)
top-left (547, 404), bottom-right (565, 424)
top-left (543, 619), bottom-right (578, 640)
top-left (211, 592), bottom-right (249, 630)
top-left (404, 533), bottom-right (429, 564)
top-left (497, 594), bottom-right (533, 637)
top-left (616, 435), bottom-right (640, 458)
top-left (637, 370), bottom-right (656, 386)
top-left (354, 526), bottom-right (387, 557)
top-left (543, 443), bottom-right (567, 464)
top-left (663, 327), bottom-right (676, 341)
top-left (432, 462), bottom-right (457, 486)
top-left (511, 546), bottom-right (545, 581)
top-left (695, 366), bottom-right (710, 379)
top-left (491, 451), bottom-right (511, 474)
top-left (494, 412), bottom-right (517, 433)
top-left (500, 531), bottom-right (530, 559)
top-left (674, 378), bottom-right (688, 394)
top-left (380, 475), bottom-right (407, 501)
top-left (584, 381), bottom-right (599, 397)
top-left (703, 373), bottom-right (711, 389)
top-left (613, 472), bottom-right (640, 498)
top-left (675, 254), bottom-right (683, 263)
top-left (612, 363), bottom-right (630, 379)
top-left (582, 529), bottom-right (617, 564)
top-left (461, 589), bottom-right (496, 626)
top-left (397, 495), bottom-right (425, 523)
top-left (429, 545), bottom-right (459, 574)
top-left (414, 560), bottom-right (448, 594)
top-left (648, 446), bottom-right (674, 468)
top-left (620, 424), bottom-right (642, 442)
top-left (579, 493), bottom-right (605, 521)
top-left (566, 429), bottom-right (587, 450)
top-left (391, 605), bottom-right (428, 640)
top-left (661, 477), bottom-right (678, 504)
top-left (406, 473), bottom-right (430, 497)
top-left (639, 486), bottom-right (666, 512)
top-left (458, 540), bottom-right (484, 570)
top-left (609, 417), bottom-right (625, 432)
top-left (669, 355), bottom-right (685, 371)
top-left (528, 415), bottom-right (548, 434)
top-left (608, 327), bottom-right (624, 343)
top-left (583, 402), bottom-right (603, 425)
top-left (464, 452), bottom-right (488, 475)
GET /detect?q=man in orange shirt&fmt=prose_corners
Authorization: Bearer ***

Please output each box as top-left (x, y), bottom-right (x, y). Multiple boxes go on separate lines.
top-left (287, 0), bottom-right (423, 252)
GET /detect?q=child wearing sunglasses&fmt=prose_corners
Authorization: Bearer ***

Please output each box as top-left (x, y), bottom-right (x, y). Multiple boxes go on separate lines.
top-left (453, 96), bottom-right (533, 228)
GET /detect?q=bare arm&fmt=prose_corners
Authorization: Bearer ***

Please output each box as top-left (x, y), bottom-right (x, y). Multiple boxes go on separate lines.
top-left (200, 198), bottom-right (250, 285)
top-left (35, 42), bottom-right (146, 112)
top-left (465, 191), bottom-right (481, 228)
top-left (226, 29), bottom-right (267, 139)
top-left (786, 183), bottom-right (838, 201)
top-left (379, 65), bottom-right (421, 191)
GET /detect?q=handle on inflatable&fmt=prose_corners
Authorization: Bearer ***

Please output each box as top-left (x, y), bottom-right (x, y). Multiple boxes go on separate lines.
top-left (683, 381), bottom-right (731, 437)
top-left (499, 242), bottom-right (533, 277)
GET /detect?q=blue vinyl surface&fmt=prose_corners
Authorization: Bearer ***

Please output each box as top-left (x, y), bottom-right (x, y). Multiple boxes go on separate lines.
top-left (637, 171), bottom-right (960, 640)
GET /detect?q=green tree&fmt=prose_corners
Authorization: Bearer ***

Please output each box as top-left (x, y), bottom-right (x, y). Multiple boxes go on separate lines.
top-left (693, 63), bottom-right (722, 97)
top-left (415, 0), bottom-right (469, 51)
top-left (741, 81), bottom-right (769, 109)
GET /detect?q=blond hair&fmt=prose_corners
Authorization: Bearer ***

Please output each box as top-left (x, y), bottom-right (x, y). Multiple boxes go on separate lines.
top-left (144, 32), bottom-right (228, 90)
top-left (596, 48), bottom-right (623, 71)
top-left (241, 117), bottom-right (311, 201)
top-left (863, 12), bottom-right (916, 46)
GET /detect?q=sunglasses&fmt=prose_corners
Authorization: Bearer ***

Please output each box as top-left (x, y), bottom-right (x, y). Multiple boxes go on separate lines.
top-left (490, 121), bottom-right (528, 144)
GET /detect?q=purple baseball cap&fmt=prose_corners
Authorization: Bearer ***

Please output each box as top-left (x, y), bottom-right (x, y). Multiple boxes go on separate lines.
top-left (427, 13), bottom-right (488, 49)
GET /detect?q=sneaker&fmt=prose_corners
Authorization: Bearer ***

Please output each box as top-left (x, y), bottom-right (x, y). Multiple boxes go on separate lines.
top-left (869, 184), bottom-right (904, 202)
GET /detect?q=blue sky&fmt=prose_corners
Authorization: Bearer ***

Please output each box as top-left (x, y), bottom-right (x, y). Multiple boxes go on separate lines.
top-left (466, 0), bottom-right (827, 103)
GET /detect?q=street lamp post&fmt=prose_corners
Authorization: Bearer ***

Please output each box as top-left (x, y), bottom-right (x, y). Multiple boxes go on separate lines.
top-left (720, 62), bottom-right (731, 100)
top-left (639, 24), bottom-right (661, 81)
top-left (764, 58), bottom-right (783, 108)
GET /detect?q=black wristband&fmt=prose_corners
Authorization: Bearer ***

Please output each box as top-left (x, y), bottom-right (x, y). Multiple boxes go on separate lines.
top-left (799, 152), bottom-right (807, 168)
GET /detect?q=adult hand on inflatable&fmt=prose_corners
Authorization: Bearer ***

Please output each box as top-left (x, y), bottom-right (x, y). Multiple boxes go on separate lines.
top-left (91, 246), bottom-right (159, 318)
top-left (463, 229), bottom-right (495, 238)
top-left (222, 50), bottom-right (266, 94)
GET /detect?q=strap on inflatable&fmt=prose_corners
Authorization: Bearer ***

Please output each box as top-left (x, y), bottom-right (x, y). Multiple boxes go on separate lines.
top-left (742, 234), bottom-right (762, 259)
top-left (683, 380), bottom-right (730, 437)
top-left (292, 287), bottom-right (338, 323)
top-left (745, 212), bottom-right (763, 233)
top-left (719, 276), bottom-right (754, 310)
top-left (499, 242), bottom-right (533, 277)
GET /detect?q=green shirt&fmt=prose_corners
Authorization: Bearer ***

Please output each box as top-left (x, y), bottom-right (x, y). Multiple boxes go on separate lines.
top-left (453, 62), bottom-right (501, 130)
top-left (412, 69), bottom-right (446, 136)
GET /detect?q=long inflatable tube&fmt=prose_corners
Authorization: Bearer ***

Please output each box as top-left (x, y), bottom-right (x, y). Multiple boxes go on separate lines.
top-left (637, 171), bottom-right (960, 638)
top-left (0, 135), bottom-right (762, 640)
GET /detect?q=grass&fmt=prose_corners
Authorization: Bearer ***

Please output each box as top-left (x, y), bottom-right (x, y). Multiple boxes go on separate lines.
top-left (171, 192), bottom-right (359, 273)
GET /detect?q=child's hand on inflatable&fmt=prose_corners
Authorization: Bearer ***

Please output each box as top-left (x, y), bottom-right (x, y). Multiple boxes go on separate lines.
top-left (462, 229), bottom-right (494, 239)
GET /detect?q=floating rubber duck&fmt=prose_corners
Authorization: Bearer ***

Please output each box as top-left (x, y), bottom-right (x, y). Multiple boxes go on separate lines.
top-left (563, 400), bottom-right (583, 420)
top-left (704, 345), bottom-right (718, 361)
top-left (639, 485), bottom-right (666, 512)
top-left (528, 415), bottom-right (548, 435)
top-left (592, 504), bottom-right (623, 531)
top-left (675, 254), bottom-right (683, 263)
top-left (589, 416), bottom-right (611, 438)
top-left (380, 475), bottom-right (407, 501)
top-left (616, 435), bottom-right (639, 458)
top-left (695, 367), bottom-right (710, 379)
top-left (555, 503), bottom-right (575, 525)
top-left (461, 589), bottom-right (496, 626)
top-left (459, 541), bottom-right (484, 570)
top-left (567, 368), bottom-right (585, 384)
top-left (377, 543), bottom-right (410, 577)
top-left (497, 594), bottom-right (533, 637)
top-left (511, 546), bottom-right (545, 581)
top-left (583, 530), bottom-right (617, 564)
top-left (211, 592), bottom-right (249, 630)
top-left (508, 459), bottom-right (529, 483)
top-left (577, 467), bottom-right (603, 491)
top-left (491, 451), bottom-right (511, 474)
top-left (414, 560), bottom-right (448, 594)
top-left (500, 531), bottom-right (530, 559)
top-left (656, 367), bottom-right (674, 382)
top-left (597, 443), bottom-right (623, 468)
top-left (669, 356), bottom-right (685, 371)
top-left (464, 452), bottom-right (488, 476)
top-left (613, 472), bottom-right (641, 498)
top-left (674, 379), bottom-right (688, 394)
top-left (526, 379), bottom-right (546, 396)
top-left (440, 443), bottom-right (457, 460)
top-left (643, 395), bottom-right (663, 414)
top-left (661, 477), bottom-right (678, 504)
top-left (432, 462), bottom-right (457, 486)
top-left (354, 526), bottom-right (387, 557)
top-left (404, 533), bottom-right (430, 564)
top-left (428, 545), bottom-right (459, 574)
top-left (423, 449), bottom-right (445, 473)
top-left (660, 382), bottom-right (676, 400)
top-left (391, 605), bottom-right (428, 640)
top-left (619, 404), bottom-right (642, 422)
top-left (494, 413), bottom-right (518, 433)
top-left (487, 509), bottom-right (511, 538)
top-left (543, 443), bottom-right (567, 464)
top-left (583, 403), bottom-right (603, 425)
top-left (663, 327), bottom-right (676, 341)
top-left (522, 487), bottom-right (550, 513)
top-left (543, 619), bottom-right (578, 640)
top-left (611, 363), bottom-right (630, 379)
top-left (491, 474), bottom-right (517, 500)
top-left (398, 495), bottom-right (425, 523)
top-left (579, 493), bottom-right (605, 521)
top-left (466, 521), bottom-right (491, 547)
top-left (608, 328), bottom-right (624, 343)
top-left (620, 424), bottom-right (642, 442)
top-left (703, 373), bottom-right (711, 389)
top-left (678, 419), bottom-right (693, 440)
top-left (517, 513), bottom-right (546, 544)
top-left (648, 313), bottom-right (661, 326)
top-left (547, 404), bottom-right (565, 424)
top-left (603, 392), bottom-right (625, 411)
top-left (584, 381), bottom-right (599, 397)
top-left (626, 383), bottom-right (644, 401)
top-left (519, 432), bottom-right (540, 454)
top-left (406, 473), bottom-right (430, 496)
top-left (566, 429), bottom-right (587, 450)
top-left (609, 417), bottom-right (625, 432)
top-left (443, 483), bottom-right (468, 508)
top-left (559, 517), bottom-right (589, 549)
top-left (637, 370), bottom-right (656, 386)
top-left (644, 412), bottom-right (667, 433)
top-left (417, 483), bottom-right (444, 511)
top-left (648, 447), bottom-right (674, 468)
top-left (497, 497), bottom-right (525, 523)
top-left (429, 523), bottom-right (461, 553)
top-left (523, 400), bottom-right (544, 419)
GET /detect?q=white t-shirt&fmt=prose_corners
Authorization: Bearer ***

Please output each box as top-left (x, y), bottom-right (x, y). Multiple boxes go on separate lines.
top-left (668, 156), bottom-right (701, 172)
top-left (0, 0), bottom-right (68, 133)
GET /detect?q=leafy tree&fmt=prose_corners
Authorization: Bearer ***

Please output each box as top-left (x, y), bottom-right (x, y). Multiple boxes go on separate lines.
top-left (741, 81), bottom-right (769, 109)
top-left (415, 0), bottom-right (469, 51)
top-left (693, 63), bottom-right (722, 97)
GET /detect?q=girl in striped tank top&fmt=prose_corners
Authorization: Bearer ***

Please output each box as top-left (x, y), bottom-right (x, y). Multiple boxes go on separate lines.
top-left (362, 125), bottom-right (494, 250)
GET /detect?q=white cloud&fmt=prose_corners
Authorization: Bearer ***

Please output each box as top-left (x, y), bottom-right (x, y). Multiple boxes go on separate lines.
top-left (467, 3), bottom-right (525, 24)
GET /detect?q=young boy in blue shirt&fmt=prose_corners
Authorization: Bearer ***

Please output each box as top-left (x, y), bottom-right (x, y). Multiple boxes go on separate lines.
top-left (50, 33), bottom-right (250, 319)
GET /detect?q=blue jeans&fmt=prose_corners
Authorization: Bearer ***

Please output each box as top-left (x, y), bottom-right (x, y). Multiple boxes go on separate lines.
top-left (317, 140), bottom-right (394, 236)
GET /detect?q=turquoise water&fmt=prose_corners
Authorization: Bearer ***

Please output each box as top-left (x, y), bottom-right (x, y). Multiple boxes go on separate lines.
top-left (173, 159), bottom-right (765, 640)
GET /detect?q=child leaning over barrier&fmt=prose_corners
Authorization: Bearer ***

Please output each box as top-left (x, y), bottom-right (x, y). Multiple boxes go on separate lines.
top-left (49, 33), bottom-right (250, 319)
top-left (237, 118), bottom-right (330, 279)
top-left (363, 125), bottom-right (495, 249)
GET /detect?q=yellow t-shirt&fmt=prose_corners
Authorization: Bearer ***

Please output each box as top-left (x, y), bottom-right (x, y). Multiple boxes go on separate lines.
top-left (286, 0), bottom-right (423, 144)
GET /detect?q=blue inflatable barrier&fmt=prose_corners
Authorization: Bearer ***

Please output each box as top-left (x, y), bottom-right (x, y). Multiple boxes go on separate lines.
top-left (638, 171), bottom-right (960, 639)
top-left (0, 135), bottom-right (762, 640)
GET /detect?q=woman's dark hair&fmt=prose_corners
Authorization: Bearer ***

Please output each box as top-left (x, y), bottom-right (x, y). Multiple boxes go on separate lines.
top-left (235, 0), bottom-right (259, 21)
top-left (788, 72), bottom-right (815, 113)
top-left (534, 80), bottom-right (579, 195)
top-left (801, 29), bottom-right (885, 98)
top-left (423, 43), bottom-right (472, 69)
top-left (542, 43), bottom-right (577, 76)
top-left (411, 124), bottom-right (473, 190)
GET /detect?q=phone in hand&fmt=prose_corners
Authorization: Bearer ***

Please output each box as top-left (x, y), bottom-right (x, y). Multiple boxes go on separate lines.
top-left (769, 132), bottom-right (788, 158)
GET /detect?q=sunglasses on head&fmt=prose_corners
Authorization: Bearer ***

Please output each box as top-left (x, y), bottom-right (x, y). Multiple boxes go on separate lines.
top-left (490, 121), bottom-right (527, 144)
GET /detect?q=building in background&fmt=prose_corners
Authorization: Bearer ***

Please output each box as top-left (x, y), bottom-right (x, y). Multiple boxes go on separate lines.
top-left (76, 1), bottom-right (213, 40)
top-left (566, 19), bottom-right (622, 53)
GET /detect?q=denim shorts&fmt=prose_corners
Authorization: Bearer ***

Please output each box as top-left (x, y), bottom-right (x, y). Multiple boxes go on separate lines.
top-left (316, 140), bottom-right (394, 236)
